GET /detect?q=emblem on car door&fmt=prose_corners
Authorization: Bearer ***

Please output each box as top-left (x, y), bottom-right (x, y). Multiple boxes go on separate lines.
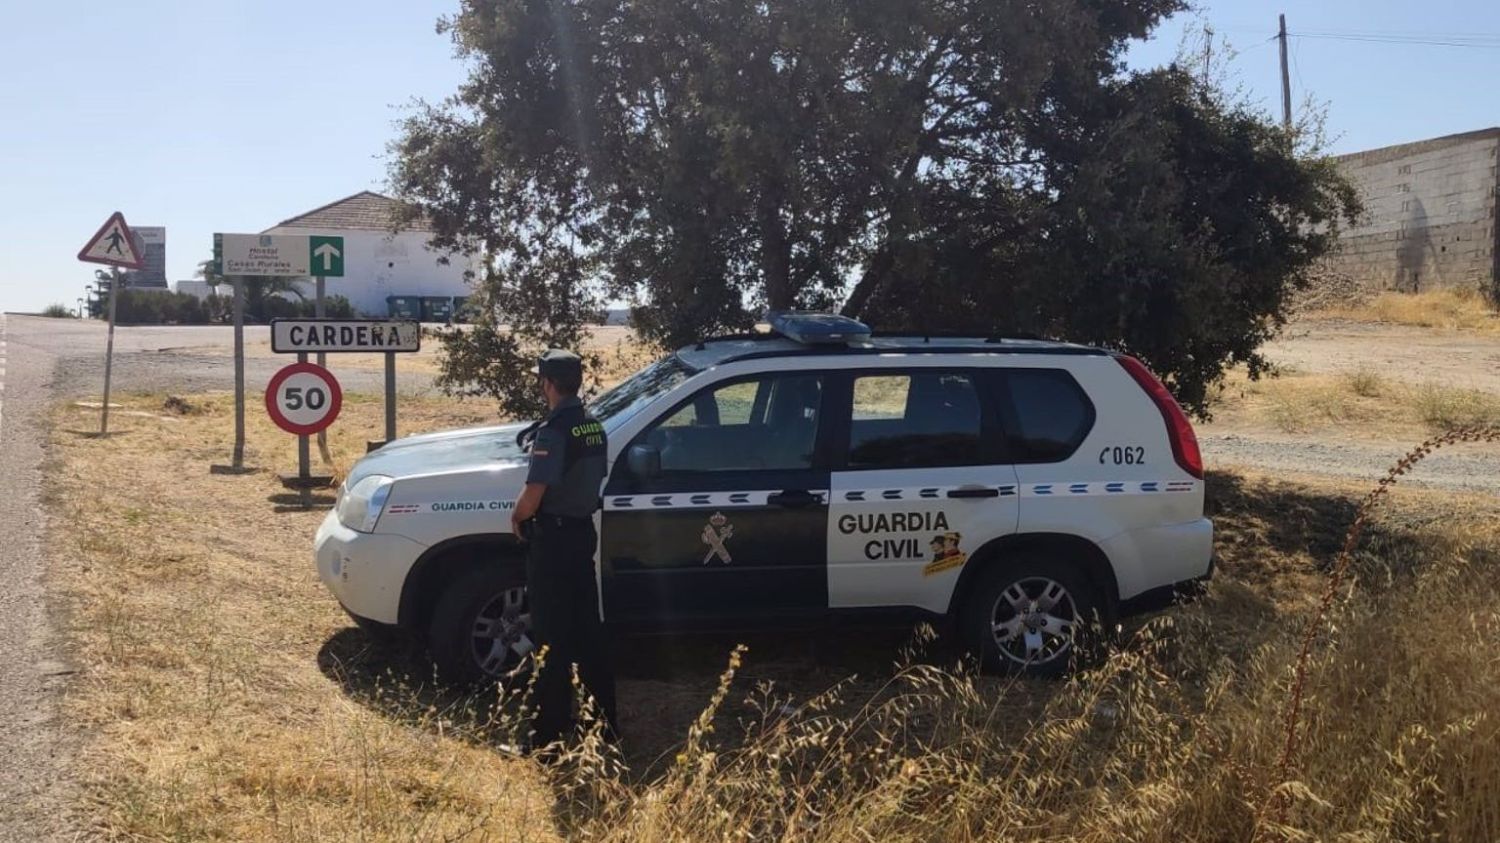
top-left (922, 532), bottom-right (968, 576)
top-left (701, 512), bottom-right (734, 565)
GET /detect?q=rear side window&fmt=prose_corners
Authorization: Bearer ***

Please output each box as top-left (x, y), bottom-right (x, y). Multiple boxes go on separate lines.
top-left (1000, 369), bottom-right (1094, 463)
top-left (847, 372), bottom-right (983, 469)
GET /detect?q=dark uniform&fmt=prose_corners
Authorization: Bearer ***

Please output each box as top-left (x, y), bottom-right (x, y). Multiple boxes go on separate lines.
top-left (524, 353), bottom-right (616, 746)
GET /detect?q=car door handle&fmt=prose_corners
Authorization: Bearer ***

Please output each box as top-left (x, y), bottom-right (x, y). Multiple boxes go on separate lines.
top-left (947, 486), bottom-right (1000, 499)
top-left (767, 490), bottom-right (819, 508)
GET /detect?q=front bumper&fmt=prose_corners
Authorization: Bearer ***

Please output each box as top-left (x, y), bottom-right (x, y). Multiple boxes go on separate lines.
top-left (314, 510), bottom-right (428, 625)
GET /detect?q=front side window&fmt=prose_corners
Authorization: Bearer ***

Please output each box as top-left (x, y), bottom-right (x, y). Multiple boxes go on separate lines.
top-left (639, 373), bottom-right (823, 473)
top-left (846, 372), bottom-right (983, 469)
top-left (592, 355), bottom-right (694, 434)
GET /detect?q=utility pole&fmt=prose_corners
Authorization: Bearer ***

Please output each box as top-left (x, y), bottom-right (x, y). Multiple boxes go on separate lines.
top-left (1278, 14), bottom-right (1293, 130)
top-left (1204, 25), bottom-right (1213, 85)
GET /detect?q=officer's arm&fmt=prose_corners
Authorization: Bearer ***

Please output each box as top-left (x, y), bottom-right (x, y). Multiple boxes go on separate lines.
top-left (512, 426), bottom-right (565, 534)
top-left (512, 484), bottom-right (546, 530)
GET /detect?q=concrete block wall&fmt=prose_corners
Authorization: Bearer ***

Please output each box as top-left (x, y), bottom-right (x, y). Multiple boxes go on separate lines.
top-left (1323, 128), bottom-right (1499, 293)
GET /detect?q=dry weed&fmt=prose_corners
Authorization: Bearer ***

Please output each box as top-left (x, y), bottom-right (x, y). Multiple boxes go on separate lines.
top-left (1308, 287), bottom-right (1500, 333)
top-left (47, 393), bottom-right (1500, 842)
top-left (1214, 368), bottom-right (1500, 436)
top-left (1412, 383), bottom-right (1500, 432)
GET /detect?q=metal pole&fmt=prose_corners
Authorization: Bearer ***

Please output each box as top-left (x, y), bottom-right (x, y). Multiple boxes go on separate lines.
top-left (298, 350), bottom-right (311, 506)
top-left (232, 275), bottom-right (246, 468)
top-left (1278, 14), bottom-right (1292, 130)
top-left (314, 276), bottom-right (332, 465)
top-left (100, 267), bottom-right (121, 435)
top-left (384, 352), bottom-right (396, 443)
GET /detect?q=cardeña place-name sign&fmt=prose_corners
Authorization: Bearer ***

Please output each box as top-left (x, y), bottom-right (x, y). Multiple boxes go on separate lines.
top-left (270, 319), bottom-right (421, 354)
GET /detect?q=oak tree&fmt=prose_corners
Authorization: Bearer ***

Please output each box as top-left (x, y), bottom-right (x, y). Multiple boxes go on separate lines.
top-left (392, 0), bottom-right (1357, 414)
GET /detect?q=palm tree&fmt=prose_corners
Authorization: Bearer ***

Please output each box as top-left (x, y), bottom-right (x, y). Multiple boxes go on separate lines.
top-left (196, 259), bottom-right (307, 322)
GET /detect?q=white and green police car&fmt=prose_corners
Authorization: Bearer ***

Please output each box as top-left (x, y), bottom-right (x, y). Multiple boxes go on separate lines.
top-left (315, 314), bottom-right (1212, 680)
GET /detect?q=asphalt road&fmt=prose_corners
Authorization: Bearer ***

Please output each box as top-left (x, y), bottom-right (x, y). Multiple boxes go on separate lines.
top-left (0, 316), bottom-right (75, 840)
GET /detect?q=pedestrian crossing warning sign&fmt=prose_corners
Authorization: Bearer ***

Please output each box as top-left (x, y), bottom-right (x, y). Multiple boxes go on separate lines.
top-left (78, 211), bottom-right (145, 270)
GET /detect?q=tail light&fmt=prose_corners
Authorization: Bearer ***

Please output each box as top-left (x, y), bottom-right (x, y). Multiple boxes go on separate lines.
top-left (1114, 355), bottom-right (1203, 480)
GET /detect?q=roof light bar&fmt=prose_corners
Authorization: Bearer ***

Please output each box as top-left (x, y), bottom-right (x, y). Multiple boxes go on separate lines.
top-left (766, 311), bottom-right (872, 345)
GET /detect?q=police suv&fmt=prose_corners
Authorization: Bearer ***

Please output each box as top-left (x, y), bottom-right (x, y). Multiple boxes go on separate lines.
top-left (315, 314), bottom-right (1212, 680)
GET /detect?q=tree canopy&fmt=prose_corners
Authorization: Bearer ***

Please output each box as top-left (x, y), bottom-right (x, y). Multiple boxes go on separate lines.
top-left (392, 0), bottom-right (1358, 416)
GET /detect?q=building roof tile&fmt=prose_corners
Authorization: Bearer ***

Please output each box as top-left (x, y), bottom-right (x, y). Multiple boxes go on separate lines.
top-left (267, 191), bottom-right (432, 233)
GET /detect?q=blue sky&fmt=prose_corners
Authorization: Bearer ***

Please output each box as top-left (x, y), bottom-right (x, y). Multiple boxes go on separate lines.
top-left (2, 0), bottom-right (1497, 314)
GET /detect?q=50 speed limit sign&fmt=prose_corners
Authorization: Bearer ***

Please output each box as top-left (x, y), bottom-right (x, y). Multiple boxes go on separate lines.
top-left (265, 362), bottom-right (343, 435)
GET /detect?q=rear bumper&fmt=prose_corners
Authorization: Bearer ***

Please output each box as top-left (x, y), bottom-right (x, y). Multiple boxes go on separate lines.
top-left (1101, 517), bottom-right (1214, 602)
top-left (314, 511), bottom-right (427, 624)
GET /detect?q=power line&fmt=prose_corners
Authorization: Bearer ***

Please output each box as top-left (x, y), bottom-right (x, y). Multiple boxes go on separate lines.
top-left (1213, 24), bottom-right (1500, 48)
top-left (1295, 27), bottom-right (1500, 43)
top-left (1291, 33), bottom-right (1500, 49)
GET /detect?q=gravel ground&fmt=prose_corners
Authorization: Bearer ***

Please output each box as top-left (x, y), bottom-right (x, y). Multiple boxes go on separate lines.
top-left (1201, 432), bottom-right (1500, 494)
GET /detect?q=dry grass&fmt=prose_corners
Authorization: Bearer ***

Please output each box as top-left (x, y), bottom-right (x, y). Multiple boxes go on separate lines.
top-left (1412, 383), bottom-right (1500, 432)
top-left (46, 392), bottom-right (1500, 841)
top-left (1212, 368), bottom-right (1500, 434)
top-left (1306, 287), bottom-right (1500, 333)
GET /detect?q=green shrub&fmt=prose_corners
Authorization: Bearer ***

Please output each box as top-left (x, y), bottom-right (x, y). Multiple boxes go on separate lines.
top-left (41, 303), bottom-right (74, 318)
top-left (113, 290), bottom-right (214, 325)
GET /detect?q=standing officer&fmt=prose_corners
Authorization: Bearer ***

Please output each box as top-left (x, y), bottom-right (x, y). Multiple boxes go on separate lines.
top-left (510, 349), bottom-right (617, 749)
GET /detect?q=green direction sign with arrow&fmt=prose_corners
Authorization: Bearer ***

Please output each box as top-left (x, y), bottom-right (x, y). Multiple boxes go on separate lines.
top-left (309, 236), bottom-right (344, 277)
top-left (215, 233), bottom-right (345, 277)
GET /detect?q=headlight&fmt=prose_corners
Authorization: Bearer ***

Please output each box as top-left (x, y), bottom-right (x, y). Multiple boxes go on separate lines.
top-left (337, 475), bottom-right (394, 533)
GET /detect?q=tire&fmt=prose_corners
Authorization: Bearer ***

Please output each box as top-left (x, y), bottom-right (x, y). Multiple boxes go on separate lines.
top-left (427, 561), bottom-right (534, 685)
top-left (960, 555), bottom-right (1102, 677)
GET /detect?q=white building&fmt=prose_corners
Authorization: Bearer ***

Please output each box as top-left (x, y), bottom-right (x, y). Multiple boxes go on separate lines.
top-left (263, 191), bottom-right (475, 317)
top-left (173, 279), bottom-right (219, 300)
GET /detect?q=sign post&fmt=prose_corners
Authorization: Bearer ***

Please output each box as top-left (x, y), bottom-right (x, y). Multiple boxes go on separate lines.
top-left (385, 351), bottom-right (397, 442)
top-left (214, 232), bottom-right (345, 471)
top-left (232, 276), bottom-right (246, 468)
top-left (269, 317), bottom-right (420, 451)
top-left (77, 212), bottom-right (146, 435)
top-left (314, 276), bottom-right (333, 467)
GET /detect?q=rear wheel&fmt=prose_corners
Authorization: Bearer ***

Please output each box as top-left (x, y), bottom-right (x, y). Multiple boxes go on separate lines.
top-left (427, 562), bottom-right (535, 685)
top-left (961, 556), bottom-right (1100, 676)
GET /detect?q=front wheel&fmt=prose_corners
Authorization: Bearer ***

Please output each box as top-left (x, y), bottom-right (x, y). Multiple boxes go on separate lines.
top-left (961, 557), bottom-right (1100, 676)
top-left (427, 562), bottom-right (535, 685)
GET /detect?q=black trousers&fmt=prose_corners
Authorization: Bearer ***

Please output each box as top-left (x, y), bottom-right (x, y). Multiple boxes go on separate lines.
top-left (526, 516), bottom-right (617, 745)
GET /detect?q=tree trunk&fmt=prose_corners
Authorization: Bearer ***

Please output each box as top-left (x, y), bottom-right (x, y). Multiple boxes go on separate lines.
top-left (759, 194), bottom-right (793, 310)
top-left (841, 246), bottom-right (894, 319)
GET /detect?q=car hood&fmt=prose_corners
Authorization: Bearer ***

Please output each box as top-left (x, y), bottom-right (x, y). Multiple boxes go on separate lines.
top-left (346, 422), bottom-right (532, 486)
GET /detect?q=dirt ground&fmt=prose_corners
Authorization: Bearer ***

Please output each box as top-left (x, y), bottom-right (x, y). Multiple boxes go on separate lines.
top-left (1195, 317), bottom-right (1500, 494)
top-left (1264, 318), bottom-right (1500, 392)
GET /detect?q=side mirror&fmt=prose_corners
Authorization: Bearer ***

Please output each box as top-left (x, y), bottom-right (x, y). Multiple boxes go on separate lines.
top-left (627, 443), bottom-right (661, 479)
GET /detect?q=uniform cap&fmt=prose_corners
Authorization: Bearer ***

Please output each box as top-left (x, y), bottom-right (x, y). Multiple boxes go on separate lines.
top-left (532, 348), bottom-right (583, 380)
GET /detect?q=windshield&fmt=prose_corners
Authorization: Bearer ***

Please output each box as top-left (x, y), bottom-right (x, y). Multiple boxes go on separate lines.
top-left (589, 353), bottom-right (694, 434)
